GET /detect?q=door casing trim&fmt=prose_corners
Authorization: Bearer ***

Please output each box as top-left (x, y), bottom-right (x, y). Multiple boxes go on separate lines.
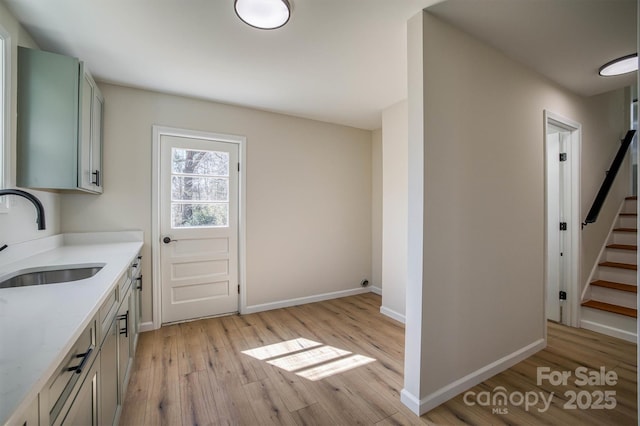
top-left (543, 110), bottom-right (581, 333)
top-left (151, 125), bottom-right (247, 329)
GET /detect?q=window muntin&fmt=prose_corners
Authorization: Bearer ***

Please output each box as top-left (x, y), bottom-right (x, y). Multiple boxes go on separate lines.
top-left (170, 148), bottom-right (230, 228)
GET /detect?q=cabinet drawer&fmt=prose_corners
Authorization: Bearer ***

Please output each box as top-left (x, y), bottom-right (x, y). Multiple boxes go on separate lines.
top-left (130, 253), bottom-right (142, 280)
top-left (118, 272), bottom-right (131, 298)
top-left (48, 318), bottom-right (96, 424)
top-left (98, 287), bottom-right (117, 346)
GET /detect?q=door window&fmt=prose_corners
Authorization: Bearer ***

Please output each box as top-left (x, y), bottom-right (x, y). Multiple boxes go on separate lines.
top-left (171, 148), bottom-right (230, 228)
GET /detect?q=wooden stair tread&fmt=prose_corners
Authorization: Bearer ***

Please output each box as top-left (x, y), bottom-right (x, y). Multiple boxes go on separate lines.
top-left (581, 300), bottom-right (637, 318)
top-left (598, 261), bottom-right (637, 270)
top-left (590, 280), bottom-right (637, 293)
top-left (606, 244), bottom-right (638, 251)
top-left (613, 228), bottom-right (637, 233)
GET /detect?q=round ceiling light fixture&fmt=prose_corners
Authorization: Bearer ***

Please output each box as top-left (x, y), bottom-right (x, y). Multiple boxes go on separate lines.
top-left (598, 53), bottom-right (638, 77)
top-left (234, 0), bottom-right (291, 30)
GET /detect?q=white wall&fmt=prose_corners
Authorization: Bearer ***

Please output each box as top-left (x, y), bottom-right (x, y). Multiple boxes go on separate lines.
top-left (403, 11), bottom-right (629, 414)
top-left (371, 128), bottom-right (382, 293)
top-left (60, 83), bottom-right (373, 323)
top-left (381, 100), bottom-right (408, 322)
top-left (0, 4), bottom-right (61, 246)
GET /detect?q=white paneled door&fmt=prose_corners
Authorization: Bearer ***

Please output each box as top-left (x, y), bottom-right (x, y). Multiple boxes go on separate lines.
top-left (160, 133), bottom-right (239, 324)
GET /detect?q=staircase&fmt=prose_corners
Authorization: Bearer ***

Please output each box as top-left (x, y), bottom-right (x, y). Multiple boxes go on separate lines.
top-left (580, 196), bottom-right (637, 343)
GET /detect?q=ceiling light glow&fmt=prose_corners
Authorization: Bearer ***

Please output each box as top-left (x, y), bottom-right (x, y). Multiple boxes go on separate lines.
top-left (234, 0), bottom-right (290, 30)
top-left (599, 54), bottom-right (638, 77)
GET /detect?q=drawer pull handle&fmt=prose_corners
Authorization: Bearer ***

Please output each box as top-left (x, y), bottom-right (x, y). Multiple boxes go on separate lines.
top-left (67, 347), bottom-right (94, 374)
top-left (118, 311), bottom-right (129, 337)
top-left (136, 275), bottom-right (143, 291)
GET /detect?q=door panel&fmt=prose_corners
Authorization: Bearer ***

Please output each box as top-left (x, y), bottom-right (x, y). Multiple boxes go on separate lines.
top-left (546, 132), bottom-right (560, 322)
top-left (160, 135), bottom-right (239, 323)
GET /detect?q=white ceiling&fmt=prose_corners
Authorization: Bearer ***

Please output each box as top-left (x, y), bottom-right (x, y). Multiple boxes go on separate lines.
top-left (2, 0), bottom-right (637, 130)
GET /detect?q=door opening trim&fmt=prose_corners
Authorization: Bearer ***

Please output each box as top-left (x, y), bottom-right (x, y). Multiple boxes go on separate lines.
top-left (151, 125), bottom-right (247, 330)
top-left (544, 110), bottom-right (581, 332)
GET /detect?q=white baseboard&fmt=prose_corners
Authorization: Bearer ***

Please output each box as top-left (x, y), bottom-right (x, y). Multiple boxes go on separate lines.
top-left (380, 306), bottom-right (406, 324)
top-left (401, 338), bottom-right (546, 415)
top-left (139, 321), bottom-right (156, 332)
top-left (370, 286), bottom-right (382, 295)
top-left (580, 319), bottom-right (637, 343)
top-left (243, 287), bottom-right (371, 314)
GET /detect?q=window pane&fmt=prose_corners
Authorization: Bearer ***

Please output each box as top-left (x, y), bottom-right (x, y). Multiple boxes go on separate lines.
top-left (172, 203), bottom-right (229, 228)
top-left (172, 148), bottom-right (229, 176)
top-left (171, 176), bottom-right (228, 201)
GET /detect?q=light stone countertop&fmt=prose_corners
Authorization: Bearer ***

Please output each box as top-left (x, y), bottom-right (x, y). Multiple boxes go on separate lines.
top-left (0, 232), bottom-right (143, 425)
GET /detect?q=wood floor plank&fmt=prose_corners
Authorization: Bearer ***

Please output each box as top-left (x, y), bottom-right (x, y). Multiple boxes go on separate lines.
top-left (290, 402), bottom-right (343, 426)
top-left (243, 378), bottom-right (298, 425)
top-left (179, 370), bottom-right (217, 426)
top-left (145, 334), bottom-right (182, 426)
top-left (120, 294), bottom-right (637, 426)
top-left (118, 366), bottom-right (150, 426)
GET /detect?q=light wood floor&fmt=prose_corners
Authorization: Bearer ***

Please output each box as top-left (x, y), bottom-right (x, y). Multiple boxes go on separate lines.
top-left (120, 293), bottom-right (637, 425)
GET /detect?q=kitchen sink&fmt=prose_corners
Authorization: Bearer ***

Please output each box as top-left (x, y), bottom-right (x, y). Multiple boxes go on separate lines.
top-left (0, 264), bottom-right (105, 289)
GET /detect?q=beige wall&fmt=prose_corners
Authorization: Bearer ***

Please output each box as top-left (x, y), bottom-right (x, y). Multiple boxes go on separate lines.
top-left (403, 11), bottom-right (629, 413)
top-left (371, 128), bottom-right (382, 291)
top-left (0, 3), bottom-right (61, 245)
top-left (60, 83), bottom-right (373, 322)
top-left (381, 100), bottom-right (408, 321)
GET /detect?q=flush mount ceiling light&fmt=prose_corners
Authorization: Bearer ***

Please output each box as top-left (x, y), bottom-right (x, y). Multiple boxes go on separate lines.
top-left (598, 54), bottom-right (638, 77)
top-left (234, 0), bottom-right (291, 30)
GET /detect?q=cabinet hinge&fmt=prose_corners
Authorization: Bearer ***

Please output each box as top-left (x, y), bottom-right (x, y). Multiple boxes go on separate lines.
top-left (559, 222), bottom-right (567, 231)
top-left (559, 153), bottom-right (567, 162)
top-left (238, 163), bottom-right (240, 172)
top-left (559, 291), bottom-right (567, 300)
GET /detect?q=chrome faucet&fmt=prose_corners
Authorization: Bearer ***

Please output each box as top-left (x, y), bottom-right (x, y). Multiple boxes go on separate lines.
top-left (0, 189), bottom-right (46, 230)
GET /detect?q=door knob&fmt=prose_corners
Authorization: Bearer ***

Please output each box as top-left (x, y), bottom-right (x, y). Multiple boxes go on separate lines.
top-left (162, 236), bottom-right (174, 244)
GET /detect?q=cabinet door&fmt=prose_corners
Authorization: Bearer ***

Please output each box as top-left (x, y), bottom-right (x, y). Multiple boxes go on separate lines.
top-left (100, 321), bottom-right (118, 426)
top-left (91, 86), bottom-right (104, 193)
top-left (60, 361), bottom-right (98, 426)
top-left (117, 291), bottom-right (131, 403)
top-left (78, 67), bottom-right (103, 193)
top-left (17, 47), bottom-right (80, 190)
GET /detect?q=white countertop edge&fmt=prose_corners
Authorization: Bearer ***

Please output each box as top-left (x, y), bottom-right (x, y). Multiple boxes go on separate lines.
top-left (0, 232), bottom-right (143, 425)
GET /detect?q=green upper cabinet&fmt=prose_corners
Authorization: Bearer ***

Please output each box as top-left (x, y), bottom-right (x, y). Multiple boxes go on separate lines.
top-left (17, 47), bottom-right (104, 193)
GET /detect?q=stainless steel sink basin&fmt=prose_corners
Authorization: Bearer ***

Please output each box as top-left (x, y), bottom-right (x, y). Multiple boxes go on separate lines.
top-left (0, 264), bottom-right (104, 289)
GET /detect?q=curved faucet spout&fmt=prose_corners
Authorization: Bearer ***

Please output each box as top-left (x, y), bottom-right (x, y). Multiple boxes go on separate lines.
top-left (0, 189), bottom-right (46, 230)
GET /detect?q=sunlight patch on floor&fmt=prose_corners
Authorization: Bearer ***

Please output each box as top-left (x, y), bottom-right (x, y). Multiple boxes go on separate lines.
top-left (242, 338), bottom-right (376, 381)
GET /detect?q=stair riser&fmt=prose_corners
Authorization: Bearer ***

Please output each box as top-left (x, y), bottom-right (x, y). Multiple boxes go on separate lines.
top-left (580, 307), bottom-right (637, 342)
top-left (612, 232), bottom-right (637, 245)
top-left (624, 198), bottom-right (638, 214)
top-left (590, 286), bottom-right (637, 309)
top-left (618, 216), bottom-right (637, 228)
top-left (598, 267), bottom-right (637, 285)
top-left (605, 249), bottom-right (638, 265)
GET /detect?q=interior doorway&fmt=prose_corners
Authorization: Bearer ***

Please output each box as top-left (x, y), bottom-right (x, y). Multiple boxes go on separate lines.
top-left (544, 111), bottom-right (581, 327)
